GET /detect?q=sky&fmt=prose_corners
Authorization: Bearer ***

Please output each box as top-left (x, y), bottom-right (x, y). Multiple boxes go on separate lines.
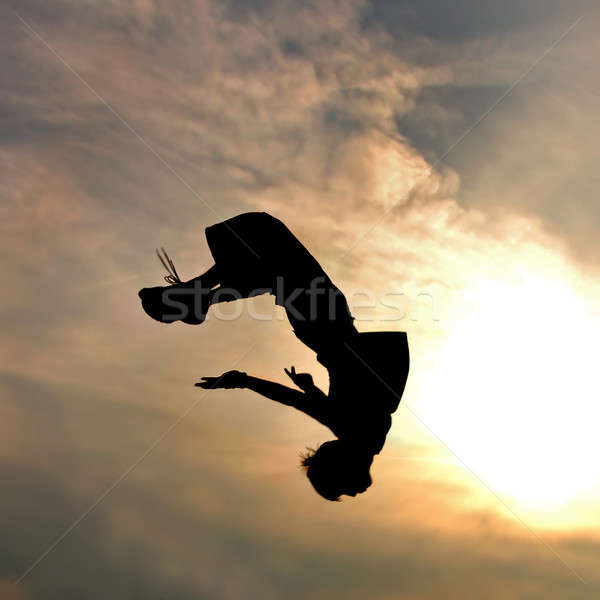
top-left (2, 0), bottom-right (600, 598)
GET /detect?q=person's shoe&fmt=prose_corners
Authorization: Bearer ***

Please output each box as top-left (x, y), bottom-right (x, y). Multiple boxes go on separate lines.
top-left (138, 283), bottom-right (210, 324)
top-left (138, 286), bottom-right (176, 323)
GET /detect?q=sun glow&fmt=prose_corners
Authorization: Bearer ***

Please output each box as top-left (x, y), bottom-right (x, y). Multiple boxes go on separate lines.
top-left (417, 275), bottom-right (600, 528)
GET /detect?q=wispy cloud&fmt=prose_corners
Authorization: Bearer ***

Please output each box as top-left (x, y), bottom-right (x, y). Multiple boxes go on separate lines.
top-left (2, 1), bottom-right (600, 598)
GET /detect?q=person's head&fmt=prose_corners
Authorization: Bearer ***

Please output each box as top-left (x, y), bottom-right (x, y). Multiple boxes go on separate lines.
top-left (300, 440), bottom-right (373, 501)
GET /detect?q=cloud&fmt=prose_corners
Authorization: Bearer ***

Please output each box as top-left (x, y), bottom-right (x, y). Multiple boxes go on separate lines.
top-left (363, 0), bottom-right (577, 41)
top-left (0, 581), bottom-right (28, 600)
top-left (2, 373), bottom-right (598, 599)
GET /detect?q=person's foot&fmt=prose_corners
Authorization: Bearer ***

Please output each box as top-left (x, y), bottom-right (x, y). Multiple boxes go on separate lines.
top-left (138, 282), bottom-right (210, 324)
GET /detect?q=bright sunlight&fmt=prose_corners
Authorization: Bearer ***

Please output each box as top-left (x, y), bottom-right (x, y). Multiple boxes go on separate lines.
top-left (418, 275), bottom-right (600, 528)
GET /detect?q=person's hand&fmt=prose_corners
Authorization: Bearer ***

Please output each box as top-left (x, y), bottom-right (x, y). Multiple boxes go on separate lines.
top-left (195, 370), bottom-right (247, 389)
top-left (284, 366), bottom-right (314, 391)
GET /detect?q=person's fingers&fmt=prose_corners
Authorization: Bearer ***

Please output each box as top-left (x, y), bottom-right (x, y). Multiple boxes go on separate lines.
top-left (284, 368), bottom-right (292, 378)
top-left (197, 377), bottom-right (219, 387)
top-left (291, 366), bottom-right (296, 375)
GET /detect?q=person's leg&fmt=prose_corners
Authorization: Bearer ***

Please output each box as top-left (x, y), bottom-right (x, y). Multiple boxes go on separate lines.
top-left (182, 264), bottom-right (220, 290)
top-left (207, 284), bottom-right (271, 305)
top-left (139, 262), bottom-right (273, 324)
top-left (282, 277), bottom-right (357, 358)
top-left (172, 264), bottom-right (222, 324)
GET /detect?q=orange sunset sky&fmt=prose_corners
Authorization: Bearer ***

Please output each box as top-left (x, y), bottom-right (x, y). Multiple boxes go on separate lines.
top-left (1, 1), bottom-right (600, 598)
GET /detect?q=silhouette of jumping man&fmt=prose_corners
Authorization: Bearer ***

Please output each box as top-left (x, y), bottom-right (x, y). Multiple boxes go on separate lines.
top-left (138, 212), bottom-right (409, 500)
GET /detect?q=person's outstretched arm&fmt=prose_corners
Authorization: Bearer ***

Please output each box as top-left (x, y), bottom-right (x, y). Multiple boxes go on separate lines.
top-left (196, 370), bottom-right (330, 426)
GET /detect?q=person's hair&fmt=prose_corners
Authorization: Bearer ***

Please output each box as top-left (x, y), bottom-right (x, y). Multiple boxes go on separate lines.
top-left (300, 447), bottom-right (318, 468)
top-left (300, 440), bottom-right (372, 501)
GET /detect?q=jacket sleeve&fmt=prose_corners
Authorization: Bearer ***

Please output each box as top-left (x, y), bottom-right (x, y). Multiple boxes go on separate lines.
top-left (244, 376), bottom-right (331, 428)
